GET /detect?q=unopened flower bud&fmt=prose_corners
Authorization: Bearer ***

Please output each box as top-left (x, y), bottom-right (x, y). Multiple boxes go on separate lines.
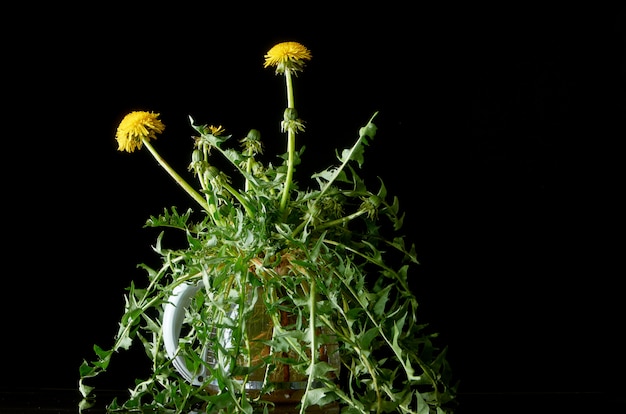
top-left (284, 108), bottom-right (299, 121)
top-left (192, 149), bottom-right (203, 163)
top-left (204, 166), bottom-right (220, 181)
top-left (246, 129), bottom-right (261, 142)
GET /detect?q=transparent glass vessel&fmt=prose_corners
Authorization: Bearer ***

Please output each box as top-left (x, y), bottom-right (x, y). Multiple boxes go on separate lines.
top-left (163, 282), bottom-right (341, 406)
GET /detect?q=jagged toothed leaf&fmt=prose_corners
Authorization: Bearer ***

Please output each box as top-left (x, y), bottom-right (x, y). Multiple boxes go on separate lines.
top-left (372, 284), bottom-right (392, 317)
top-left (302, 388), bottom-right (328, 408)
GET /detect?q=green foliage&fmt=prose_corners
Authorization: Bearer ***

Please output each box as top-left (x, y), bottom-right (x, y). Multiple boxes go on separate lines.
top-left (80, 55), bottom-right (457, 414)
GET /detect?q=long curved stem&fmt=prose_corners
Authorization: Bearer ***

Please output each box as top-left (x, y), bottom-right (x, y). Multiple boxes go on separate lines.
top-left (222, 180), bottom-right (255, 218)
top-left (279, 70), bottom-right (296, 213)
top-left (142, 138), bottom-right (210, 212)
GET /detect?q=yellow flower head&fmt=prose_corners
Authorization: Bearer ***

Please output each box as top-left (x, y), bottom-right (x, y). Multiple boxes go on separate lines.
top-left (116, 111), bottom-right (165, 153)
top-left (208, 125), bottom-right (225, 136)
top-left (263, 41), bottom-right (312, 75)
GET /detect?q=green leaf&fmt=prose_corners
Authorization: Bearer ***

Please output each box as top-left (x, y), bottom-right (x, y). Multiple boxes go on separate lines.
top-left (303, 388), bottom-right (328, 407)
top-left (358, 327), bottom-right (379, 351)
top-left (93, 344), bottom-right (108, 359)
top-left (359, 117), bottom-right (378, 140)
top-left (373, 284), bottom-right (392, 317)
top-left (316, 112), bottom-right (379, 198)
top-left (78, 397), bottom-right (95, 411)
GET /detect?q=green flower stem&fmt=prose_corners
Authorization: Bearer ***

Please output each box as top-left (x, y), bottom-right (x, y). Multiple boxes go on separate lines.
top-left (202, 190), bottom-right (223, 226)
top-left (142, 139), bottom-right (211, 213)
top-left (221, 180), bottom-right (255, 218)
top-left (195, 172), bottom-right (222, 226)
top-left (285, 68), bottom-right (295, 109)
top-left (244, 147), bottom-right (253, 192)
top-left (279, 70), bottom-right (296, 213)
top-left (280, 130), bottom-right (296, 213)
top-left (317, 210), bottom-right (368, 230)
top-left (293, 208), bottom-right (368, 238)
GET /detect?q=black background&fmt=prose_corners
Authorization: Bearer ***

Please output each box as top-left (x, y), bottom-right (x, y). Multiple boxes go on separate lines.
top-left (3, 2), bottom-right (625, 409)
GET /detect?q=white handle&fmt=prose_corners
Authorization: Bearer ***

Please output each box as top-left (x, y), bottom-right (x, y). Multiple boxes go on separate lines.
top-left (162, 281), bottom-right (207, 385)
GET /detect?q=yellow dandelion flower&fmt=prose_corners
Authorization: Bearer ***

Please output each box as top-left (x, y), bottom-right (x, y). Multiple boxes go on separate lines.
top-left (263, 41), bottom-right (312, 75)
top-left (116, 111), bottom-right (165, 153)
top-left (208, 125), bottom-right (225, 136)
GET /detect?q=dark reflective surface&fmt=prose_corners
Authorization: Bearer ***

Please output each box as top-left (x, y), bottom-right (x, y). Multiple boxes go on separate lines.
top-left (1, 389), bottom-right (625, 413)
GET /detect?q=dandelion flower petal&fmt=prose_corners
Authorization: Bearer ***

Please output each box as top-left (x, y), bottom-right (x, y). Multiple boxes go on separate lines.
top-left (115, 111), bottom-right (165, 153)
top-left (263, 41), bottom-right (312, 74)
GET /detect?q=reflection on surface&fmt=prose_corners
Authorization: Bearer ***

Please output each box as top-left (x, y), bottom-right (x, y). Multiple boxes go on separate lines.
top-left (0, 388), bottom-right (119, 413)
top-left (1, 388), bottom-right (625, 413)
top-left (0, 388), bottom-right (341, 413)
